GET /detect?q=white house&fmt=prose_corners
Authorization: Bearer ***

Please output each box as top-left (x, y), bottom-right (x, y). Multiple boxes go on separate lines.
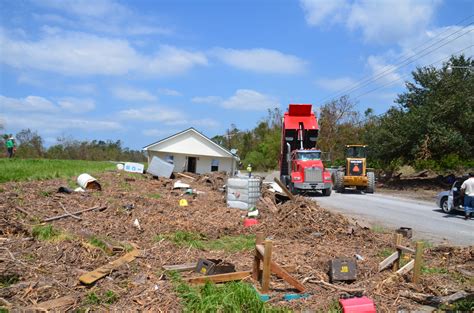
top-left (143, 128), bottom-right (239, 174)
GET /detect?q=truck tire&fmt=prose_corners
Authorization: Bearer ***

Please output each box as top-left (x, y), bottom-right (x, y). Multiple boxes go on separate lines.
top-left (366, 172), bottom-right (375, 193)
top-left (335, 171), bottom-right (345, 193)
top-left (322, 187), bottom-right (332, 196)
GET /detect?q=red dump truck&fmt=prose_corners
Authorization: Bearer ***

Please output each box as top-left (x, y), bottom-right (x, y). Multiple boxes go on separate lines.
top-left (279, 104), bottom-right (332, 196)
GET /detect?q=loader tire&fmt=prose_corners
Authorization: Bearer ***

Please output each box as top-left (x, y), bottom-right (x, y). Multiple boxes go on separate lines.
top-left (366, 171), bottom-right (375, 194)
top-left (322, 187), bottom-right (332, 196)
top-left (335, 171), bottom-right (345, 193)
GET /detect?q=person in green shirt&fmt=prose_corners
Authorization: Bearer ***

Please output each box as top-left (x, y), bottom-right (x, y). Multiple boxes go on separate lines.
top-left (5, 136), bottom-right (15, 158)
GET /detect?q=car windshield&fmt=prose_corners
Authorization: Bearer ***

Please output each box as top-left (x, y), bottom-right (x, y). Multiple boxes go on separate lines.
top-left (296, 151), bottom-right (321, 160)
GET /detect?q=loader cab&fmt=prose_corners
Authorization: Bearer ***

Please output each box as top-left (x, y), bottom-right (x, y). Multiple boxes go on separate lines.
top-left (345, 145), bottom-right (367, 177)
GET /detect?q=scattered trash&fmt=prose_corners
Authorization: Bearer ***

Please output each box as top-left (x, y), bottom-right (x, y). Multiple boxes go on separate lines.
top-left (57, 186), bottom-right (73, 194)
top-left (133, 218), bottom-right (142, 231)
top-left (147, 156), bottom-right (174, 178)
top-left (117, 163), bottom-right (124, 170)
top-left (227, 177), bottom-right (261, 210)
top-left (339, 296), bottom-right (376, 313)
top-left (396, 227), bottom-right (413, 239)
top-left (43, 206), bottom-right (107, 222)
top-left (124, 162), bottom-right (144, 173)
top-left (247, 207), bottom-right (259, 217)
top-left (243, 218), bottom-right (259, 227)
top-left (283, 293), bottom-right (310, 301)
top-left (123, 204), bottom-right (134, 211)
top-left (77, 173), bottom-right (102, 191)
top-left (173, 180), bottom-right (191, 189)
top-left (195, 259), bottom-right (236, 275)
top-left (354, 254), bottom-right (364, 261)
top-left (74, 187), bottom-right (85, 192)
top-left (329, 258), bottom-right (357, 282)
top-left (311, 232), bottom-right (323, 238)
top-left (179, 199), bottom-right (188, 207)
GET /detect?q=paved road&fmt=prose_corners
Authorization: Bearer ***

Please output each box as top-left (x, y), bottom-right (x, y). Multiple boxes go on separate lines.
top-left (312, 191), bottom-right (474, 246)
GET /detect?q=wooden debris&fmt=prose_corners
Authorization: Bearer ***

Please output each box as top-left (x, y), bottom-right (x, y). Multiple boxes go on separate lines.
top-left (186, 271), bottom-right (252, 284)
top-left (308, 279), bottom-right (365, 293)
top-left (396, 259), bottom-right (414, 276)
top-left (273, 177), bottom-right (294, 200)
top-left (25, 295), bottom-right (76, 311)
top-left (43, 206), bottom-right (107, 222)
top-left (59, 202), bottom-right (81, 220)
top-left (79, 248), bottom-right (140, 284)
top-left (378, 252), bottom-right (399, 272)
top-left (400, 290), bottom-right (472, 306)
top-left (163, 263), bottom-right (197, 272)
top-left (176, 172), bottom-right (196, 180)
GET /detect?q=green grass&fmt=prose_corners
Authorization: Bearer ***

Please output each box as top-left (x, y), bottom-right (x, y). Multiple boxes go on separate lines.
top-left (0, 274), bottom-right (19, 288)
top-left (323, 299), bottom-right (343, 313)
top-left (439, 298), bottom-right (474, 311)
top-left (32, 224), bottom-right (60, 241)
top-left (83, 290), bottom-right (118, 306)
top-left (148, 193), bottom-right (161, 199)
top-left (104, 290), bottom-right (118, 304)
top-left (88, 236), bottom-right (109, 252)
top-left (0, 159), bottom-right (115, 183)
top-left (0, 307), bottom-right (9, 313)
top-left (421, 266), bottom-right (448, 274)
top-left (377, 248), bottom-right (395, 258)
top-left (84, 292), bottom-right (101, 305)
top-left (155, 231), bottom-right (256, 252)
top-left (169, 272), bottom-right (283, 312)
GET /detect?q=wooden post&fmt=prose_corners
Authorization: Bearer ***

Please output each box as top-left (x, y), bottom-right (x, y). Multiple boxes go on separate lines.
top-left (413, 241), bottom-right (423, 284)
top-left (261, 240), bottom-right (273, 293)
top-left (252, 233), bottom-right (264, 281)
top-left (392, 233), bottom-right (403, 271)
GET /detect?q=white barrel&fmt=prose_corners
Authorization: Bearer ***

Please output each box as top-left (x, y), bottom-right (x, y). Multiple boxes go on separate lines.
top-left (77, 173), bottom-right (101, 190)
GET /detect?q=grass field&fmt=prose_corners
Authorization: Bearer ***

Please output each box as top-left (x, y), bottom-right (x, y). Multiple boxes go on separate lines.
top-left (0, 159), bottom-right (115, 183)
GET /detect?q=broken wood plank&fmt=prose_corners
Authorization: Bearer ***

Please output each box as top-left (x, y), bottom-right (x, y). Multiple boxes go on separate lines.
top-left (400, 290), bottom-right (472, 306)
top-left (79, 248), bottom-right (140, 284)
top-left (378, 252), bottom-right (400, 272)
top-left (25, 295), bottom-right (76, 311)
top-left (396, 259), bottom-right (414, 276)
top-left (59, 202), bottom-right (81, 220)
top-left (270, 262), bottom-right (305, 292)
top-left (14, 207), bottom-right (31, 216)
top-left (43, 206), bottom-right (106, 222)
top-left (393, 233), bottom-right (402, 271)
top-left (273, 178), bottom-right (294, 200)
top-left (396, 245), bottom-right (416, 254)
top-left (186, 271), bottom-right (252, 284)
top-left (176, 172), bottom-right (195, 180)
top-left (412, 241), bottom-right (423, 284)
top-left (163, 263), bottom-right (197, 272)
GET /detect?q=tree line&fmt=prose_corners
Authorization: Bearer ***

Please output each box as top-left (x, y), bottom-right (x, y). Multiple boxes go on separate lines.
top-left (213, 55), bottom-right (473, 173)
top-left (0, 130), bottom-right (146, 162)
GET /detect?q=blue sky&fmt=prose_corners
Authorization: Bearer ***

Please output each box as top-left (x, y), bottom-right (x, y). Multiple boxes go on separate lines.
top-left (1, 0), bottom-right (473, 149)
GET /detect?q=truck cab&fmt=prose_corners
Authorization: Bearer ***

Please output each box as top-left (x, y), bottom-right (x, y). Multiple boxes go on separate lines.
top-left (289, 149), bottom-right (332, 195)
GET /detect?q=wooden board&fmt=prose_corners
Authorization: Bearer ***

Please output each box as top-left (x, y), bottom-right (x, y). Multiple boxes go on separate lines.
top-left (79, 249), bottom-right (140, 284)
top-left (163, 263), bottom-right (197, 272)
top-left (25, 295), bottom-right (76, 311)
top-left (273, 178), bottom-right (295, 200)
top-left (396, 259), bottom-right (414, 276)
top-left (378, 252), bottom-right (399, 272)
top-left (186, 271), bottom-right (252, 284)
top-left (396, 245), bottom-right (416, 254)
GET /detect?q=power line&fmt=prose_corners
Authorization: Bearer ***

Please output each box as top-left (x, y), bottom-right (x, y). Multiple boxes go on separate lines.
top-left (319, 14), bottom-right (474, 103)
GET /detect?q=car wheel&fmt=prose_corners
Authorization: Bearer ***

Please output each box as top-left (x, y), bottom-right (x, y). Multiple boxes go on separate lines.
top-left (441, 197), bottom-right (451, 213)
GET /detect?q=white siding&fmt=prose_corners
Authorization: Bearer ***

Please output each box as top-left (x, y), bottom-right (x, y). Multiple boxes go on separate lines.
top-left (147, 151), bottom-right (235, 174)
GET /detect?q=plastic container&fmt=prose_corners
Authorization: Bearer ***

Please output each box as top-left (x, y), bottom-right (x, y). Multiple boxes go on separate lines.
top-left (243, 218), bottom-right (259, 227)
top-left (77, 174), bottom-right (101, 191)
top-left (227, 177), bottom-right (261, 209)
top-left (339, 296), bottom-right (376, 313)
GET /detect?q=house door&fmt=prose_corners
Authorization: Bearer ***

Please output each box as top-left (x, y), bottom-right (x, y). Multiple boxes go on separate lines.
top-left (187, 157), bottom-right (197, 173)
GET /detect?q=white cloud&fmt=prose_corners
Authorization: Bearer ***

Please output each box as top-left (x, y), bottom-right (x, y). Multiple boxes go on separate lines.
top-left (221, 89), bottom-right (279, 110)
top-left (347, 0), bottom-right (439, 44)
top-left (213, 48), bottom-right (306, 74)
top-left (58, 97), bottom-right (95, 113)
top-left (0, 30), bottom-right (207, 76)
top-left (118, 106), bottom-right (183, 123)
top-left (300, 0), bottom-right (441, 44)
top-left (0, 95), bottom-right (57, 112)
top-left (17, 74), bottom-right (44, 87)
top-left (69, 84), bottom-right (96, 94)
top-left (191, 96), bottom-right (223, 104)
top-left (315, 77), bottom-right (358, 92)
top-left (112, 87), bottom-right (157, 102)
top-left (300, 0), bottom-right (349, 26)
top-left (158, 88), bottom-right (182, 97)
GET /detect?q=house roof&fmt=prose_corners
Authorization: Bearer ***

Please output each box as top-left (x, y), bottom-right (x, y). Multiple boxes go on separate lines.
top-left (142, 127), bottom-right (238, 159)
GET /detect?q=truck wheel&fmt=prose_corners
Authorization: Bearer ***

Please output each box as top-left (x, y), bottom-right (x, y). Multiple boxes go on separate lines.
top-left (322, 187), bottom-right (332, 196)
top-left (335, 171), bottom-right (345, 193)
top-left (366, 172), bottom-right (375, 193)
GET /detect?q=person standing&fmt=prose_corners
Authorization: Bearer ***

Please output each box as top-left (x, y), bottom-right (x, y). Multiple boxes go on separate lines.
top-left (247, 164), bottom-right (252, 178)
top-left (5, 136), bottom-right (15, 158)
top-left (460, 173), bottom-right (474, 220)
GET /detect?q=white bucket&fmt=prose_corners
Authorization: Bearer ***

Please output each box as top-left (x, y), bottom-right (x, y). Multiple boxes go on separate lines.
top-left (117, 163), bottom-right (124, 170)
top-left (77, 173), bottom-right (101, 190)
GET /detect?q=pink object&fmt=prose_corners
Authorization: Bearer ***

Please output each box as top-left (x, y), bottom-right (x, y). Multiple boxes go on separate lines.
top-left (243, 218), bottom-right (259, 227)
top-left (339, 296), bottom-right (376, 313)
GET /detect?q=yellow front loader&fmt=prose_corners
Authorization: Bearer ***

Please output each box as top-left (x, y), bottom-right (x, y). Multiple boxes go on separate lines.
top-left (333, 145), bottom-right (375, 193)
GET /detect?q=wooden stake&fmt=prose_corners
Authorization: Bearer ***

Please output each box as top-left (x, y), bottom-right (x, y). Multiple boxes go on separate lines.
top-left (176, 172), bottom-right (195, 180)
top-left (43, 206), bottom-right (106, 222)
top-left (392, 233), bottom-right (403, 271)
top-left (186, 271), bottom-right (252, 284)
top-left (252, 233), bottom-right (264, 281)
top-left (261, 240), bottom-right (272, 293)
top-left (413, 241), bottom-right (423, 284)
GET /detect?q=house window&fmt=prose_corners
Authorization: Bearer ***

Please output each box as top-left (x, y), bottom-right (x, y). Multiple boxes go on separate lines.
top-left (211, 159), bottom-right (219, 172)
top-left (166, 155), bottom-right (174, 164)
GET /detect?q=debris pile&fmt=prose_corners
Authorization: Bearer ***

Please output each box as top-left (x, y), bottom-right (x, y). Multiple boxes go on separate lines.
top-left (0, 171), bottom-right (472, 312)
